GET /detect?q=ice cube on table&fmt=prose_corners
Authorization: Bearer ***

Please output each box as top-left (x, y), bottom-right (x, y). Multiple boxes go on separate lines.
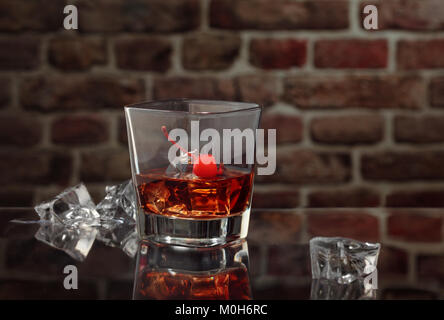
top-left (35, 183), bottom-right (99, 228)
top-left (18, 181), bottom-right (141, 261)
top-left (33, 183), bottom-right (99, 261)
top-left (96, 180), bottom-right (139, 257)
top-left (309, 237), bottom-right (380, 284)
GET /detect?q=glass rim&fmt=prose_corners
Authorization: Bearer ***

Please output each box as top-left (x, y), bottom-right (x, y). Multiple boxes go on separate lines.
top-left (124, 98), bottom-right (261, 115)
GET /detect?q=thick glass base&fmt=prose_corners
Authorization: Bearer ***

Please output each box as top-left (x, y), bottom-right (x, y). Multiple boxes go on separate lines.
top-left (138, 208), bottom-right (251, 247)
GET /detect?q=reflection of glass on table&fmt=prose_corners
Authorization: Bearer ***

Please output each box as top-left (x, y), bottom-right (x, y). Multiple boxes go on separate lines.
top-left (2, 207), bottom-right (444, 300)
top-left (132, 239), bottom-right (252, 300)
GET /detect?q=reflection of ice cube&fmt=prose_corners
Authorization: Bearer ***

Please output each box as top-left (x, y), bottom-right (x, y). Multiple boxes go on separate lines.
top-left (35, 223), bottom-right (97, 261)
top-left (121, 231), bottom-right (139, 258)
top-left (33, 184), bottom-right (99, 261)
top-left (310, 279), bottom-right (376, 300)
top-left (96, 180), bottom-right (139, 257)
top-left (309, 237), bottom-right (380, 284)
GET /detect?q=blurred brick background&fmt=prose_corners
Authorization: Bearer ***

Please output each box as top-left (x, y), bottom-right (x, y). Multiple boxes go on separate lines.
top-left (1, 0), bottom-right (444, 210)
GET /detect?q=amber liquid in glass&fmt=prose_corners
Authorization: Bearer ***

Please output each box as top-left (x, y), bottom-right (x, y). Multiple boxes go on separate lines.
top-left (136, 166), bottom-right (253, 219)
top-left (134, 267), bottom-right (252, 300)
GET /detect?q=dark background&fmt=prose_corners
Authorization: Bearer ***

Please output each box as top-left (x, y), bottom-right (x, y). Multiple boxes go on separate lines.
top-left (0, 0), bottom-right (443, 299)
top-left (1, 0), bottom-right (444, 208)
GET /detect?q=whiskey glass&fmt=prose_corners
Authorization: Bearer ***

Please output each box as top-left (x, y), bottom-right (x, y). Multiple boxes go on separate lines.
top-left (125, 99), bottom-right (262, 246)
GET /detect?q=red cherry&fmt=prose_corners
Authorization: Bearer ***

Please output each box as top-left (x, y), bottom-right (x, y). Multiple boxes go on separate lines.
top-left (193, 154), bottom-right (218, 178)
top-left (161, 126), bottom-right (224, 178)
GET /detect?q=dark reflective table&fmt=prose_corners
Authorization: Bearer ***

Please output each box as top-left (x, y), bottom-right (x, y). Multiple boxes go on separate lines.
top-left (0, 207), bottom-right (443, 299)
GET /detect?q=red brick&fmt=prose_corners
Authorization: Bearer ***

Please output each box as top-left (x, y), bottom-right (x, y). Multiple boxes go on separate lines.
top-left (268, 244), bottom-right (310, 276)
top-left (362, 151), bottom-right (444, 181)
top-left (249, 210), bottom-right (302, 245)
top-left (49, 37), bottom-right (107, 71)
top-left (0, 78), bottom-right (10, 108)
top-left (394, 115), bottom-right (444, 143)
top-left (256, 149), bottom-right (351, 184)
top-left (311, 114), bottom-right (383, 144)
top-left (387, 189), bottom-right (444, 207)
top-left (398, 40), bottom-right (444, 70)
top-left (430, 77), bottom-right (444, 108)
top-left (252, 187), bottom-right (300, 209)
top-left (362, 0), bottom-right (444, 31)
top-left (78, 0), bottom-right (200, 33)
top-left (307, 211), bottom-right (379, 242)
top-left (417, 255), bottom-right (444, 287)
top-left (276, 149), bottom-right (351, 184)
top-left (388, 212), bottom-right (442, 242)
top-left (378, 246), bottom-right (408, 278)
top-left (153, 77), bottom-right (236, 101)
top-left (315, 39), bottom-right (387, 69)
top-left (20, 76), bottom-right (145, 112)
top-left (51, 115), bottom-right (109, 145)
top-left (0, 150), bottom-right (72, 185)
top-left (236, 75), bottom-right (279, 107)
top-left (182, 33), bottom-right (241, 70)
top-left (0, 0), bottom-right (65, 32)
top-left (0, 115), bottom-right (42, 146)
top-left (115, 37), bottom-right (172, 72)
top-left (283, 75), bottom-right (425, 110)
top-left (210, 0), bottom-right (349, 30)
top-left (250, 39), bottom-right (307, 69)
top-left (0, 37), bottom-right (40, 70)
top-left (80, 150), bottom-right (130, 182)
top-left (308, 187), bottom-right (380, 207)
top-left (260, 113), bottom-right (302, 144)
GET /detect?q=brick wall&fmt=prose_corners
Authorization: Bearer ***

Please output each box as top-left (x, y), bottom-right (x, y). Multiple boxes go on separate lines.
top-left (1, 0), bottom-right (444, 209)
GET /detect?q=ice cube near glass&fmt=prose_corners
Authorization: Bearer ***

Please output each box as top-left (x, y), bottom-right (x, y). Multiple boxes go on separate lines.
top-left (33, 183), bottom-right (99, 261)
top-left (309, 237), bottom-right (380, 284)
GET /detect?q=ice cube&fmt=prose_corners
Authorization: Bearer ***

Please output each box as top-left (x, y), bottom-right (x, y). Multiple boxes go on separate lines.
top-left (16, 181), bottom-right (141, 261)
top-left (121, 231), bottom-right (139, 258)
top-left (165, 150), bottom-right (195, 177)
top-left (35, 222), bottom-right (97, 261)
top-left (33, 183), bottom-right (99, 261)
top-left (309, 237), bottom-right (380, 284)
top-left (96, 180), bottom-right (139, 256)
top-left (139, 180), bottom-right (169, 214)
top-left (35, 183), bottom-right (99, 228)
